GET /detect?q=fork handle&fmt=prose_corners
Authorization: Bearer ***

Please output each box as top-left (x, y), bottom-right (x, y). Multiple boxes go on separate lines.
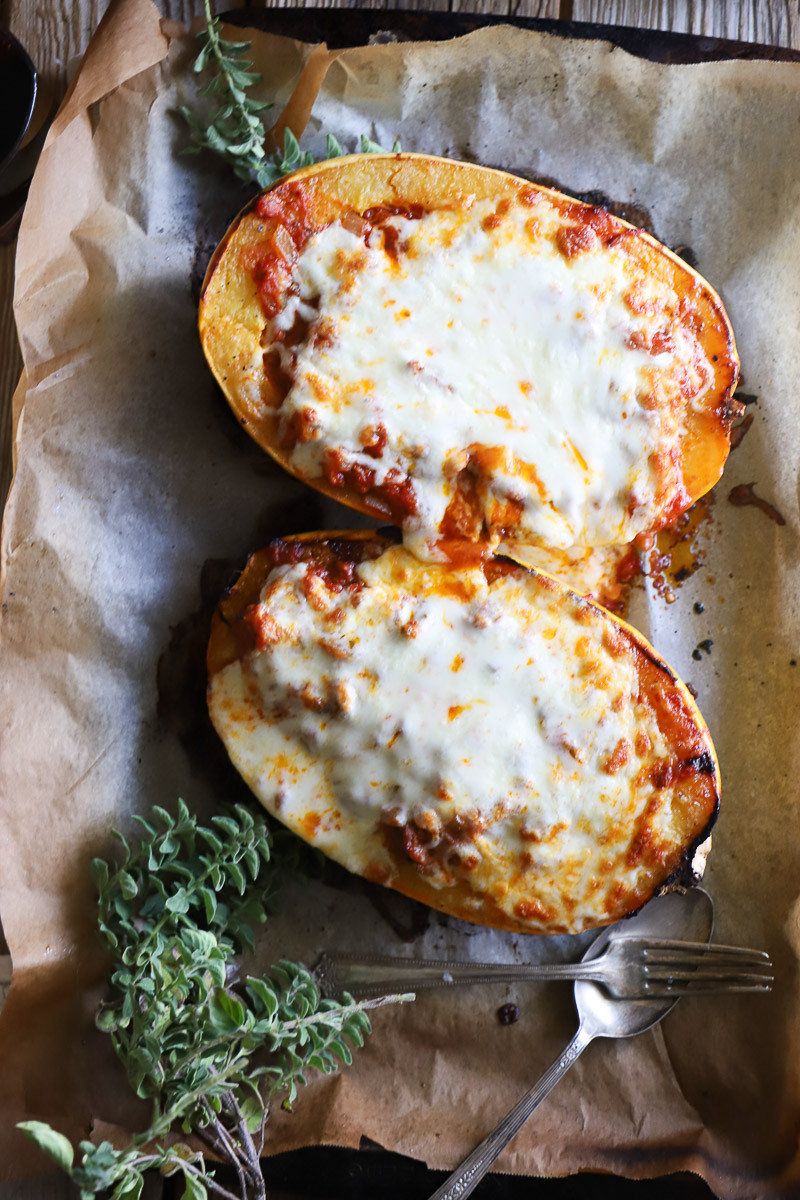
top-left (427, 1024), bottom-right (594, 1200)
top-left (316, 952), bottom-right (603, 998)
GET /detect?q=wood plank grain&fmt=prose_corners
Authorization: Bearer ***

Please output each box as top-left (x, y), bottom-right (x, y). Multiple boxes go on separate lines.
top-left (450, 0), bottom-right (559, 16)
top-left (5, 1), bottom-right (112, 96)
top-left (4, 0), bottom-right (208, 95)
top-left (515, 0), bottom-right (563, 14)
top-left (572, 0), bottom-right (800, 47)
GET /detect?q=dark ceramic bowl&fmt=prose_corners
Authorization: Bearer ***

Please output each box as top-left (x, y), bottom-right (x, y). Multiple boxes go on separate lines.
top-left (0, 30), bottom-right (42, 242)
top-left (0, 30), bottom-right (37, 175)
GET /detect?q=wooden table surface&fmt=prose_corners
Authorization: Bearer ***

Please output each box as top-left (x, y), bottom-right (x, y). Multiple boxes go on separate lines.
top-left (1, 0), bottom-right (798, 1196)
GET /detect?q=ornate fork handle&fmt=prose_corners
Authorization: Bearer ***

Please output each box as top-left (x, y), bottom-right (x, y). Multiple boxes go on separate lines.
top-left (427, 1025), bottom-right (594, 1200)
top-left (315, 951), bottom-right (609, 998)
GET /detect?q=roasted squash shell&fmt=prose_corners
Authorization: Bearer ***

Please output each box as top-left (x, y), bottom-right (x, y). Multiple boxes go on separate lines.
top-left (200, 154), bottom-right (740, 559)
top-left (207, 531), bottom-right (719, 936)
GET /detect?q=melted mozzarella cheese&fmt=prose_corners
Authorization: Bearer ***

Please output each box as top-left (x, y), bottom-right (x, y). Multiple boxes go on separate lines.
top-left (209, 545), bottom-right (705, 933)
top-left (506, 540), bottom-right (637, 612)
top-left (266, 197), bottom-right (710, 555)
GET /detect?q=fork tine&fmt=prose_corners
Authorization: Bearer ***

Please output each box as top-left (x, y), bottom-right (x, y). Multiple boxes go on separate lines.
top-left (643, 979), bottom-right (773, 997)
top-left (645, 966), bottom-right (774, 985)
top-left (647, 972), bottom-right (773, 988)
top-left (644, 951), bottom-right (773, 972)
top-left (637, 939), bottom-right (771, 961)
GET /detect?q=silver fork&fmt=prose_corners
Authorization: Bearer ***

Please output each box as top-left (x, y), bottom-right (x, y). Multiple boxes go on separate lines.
top-left (315, 937), bottom-right (773, 1001)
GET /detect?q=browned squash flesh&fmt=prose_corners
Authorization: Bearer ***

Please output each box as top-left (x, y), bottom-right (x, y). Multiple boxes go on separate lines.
top-left (208, 531), bottom-right (719, 935)
top-left (200, 154), bottom-right (740, 557)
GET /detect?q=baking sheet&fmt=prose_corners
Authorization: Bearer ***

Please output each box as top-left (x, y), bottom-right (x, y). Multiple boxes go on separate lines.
top-left (1, 0), bottom-right (800, 1193)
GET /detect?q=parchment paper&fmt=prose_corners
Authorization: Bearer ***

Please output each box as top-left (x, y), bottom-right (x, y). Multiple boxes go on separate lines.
top-left (2, 1), bottom-right (800, 1193)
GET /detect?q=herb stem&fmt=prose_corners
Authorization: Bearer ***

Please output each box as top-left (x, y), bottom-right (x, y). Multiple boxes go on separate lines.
top-left (138, 1055), bottom-right (250, 1148)
top-left (181, 5), bottom-right (401, 189)
top-left (198, 1104), bottom-right (250, 1199)
top-left (126, 1153), bottom-right (242, 1200)
top-left (180, 1157), bottom-right (243, 1200)
top-left (225, 1090), bottom-right (266, 1200)
top-left (167, 989), bottom-right (413, 1078)
top-left (255, 1104), bottom-right (268, 1159)
top-left (201, 0), bottom-right (251, 140)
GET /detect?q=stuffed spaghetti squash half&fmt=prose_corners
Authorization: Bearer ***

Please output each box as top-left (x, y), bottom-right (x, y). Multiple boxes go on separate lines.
top-left (200, 154), bottom-right (740, 560)
top-left (207, 532), bottom-right (718, 936)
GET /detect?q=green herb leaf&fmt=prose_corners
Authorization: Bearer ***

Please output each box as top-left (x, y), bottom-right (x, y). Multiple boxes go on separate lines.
top-left (17, 1122), bottom-right (74, 1171)
top-left (76, 796), bottom-right (412, 1192)
top-left (91, 857), bottom-right (109, 893)
top-left (178, 1173), bottom-right (207, 1200)
top-left (111, 1175), bottom-right (144, 1200)
top-left (209, 987), bottom-right (247, 1034)
top-left (239, 1094), bottom-right (266, 1134)
top-left (118, 870), bottom-right (138, 900)
top-left (179, 3), bottom-right (401, 189)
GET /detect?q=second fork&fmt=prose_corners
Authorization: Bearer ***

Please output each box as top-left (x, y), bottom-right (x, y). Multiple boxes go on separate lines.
top-left (315, 936), bottom-right (773, 1001)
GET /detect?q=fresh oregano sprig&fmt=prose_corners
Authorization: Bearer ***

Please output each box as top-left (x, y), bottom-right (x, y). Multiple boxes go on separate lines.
top-left (19, 800), bottom-right (411, 1200)
top-left (180, 0), bottom-right (274, 183)
top-left (180, 1), bottom-right (401, 189)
